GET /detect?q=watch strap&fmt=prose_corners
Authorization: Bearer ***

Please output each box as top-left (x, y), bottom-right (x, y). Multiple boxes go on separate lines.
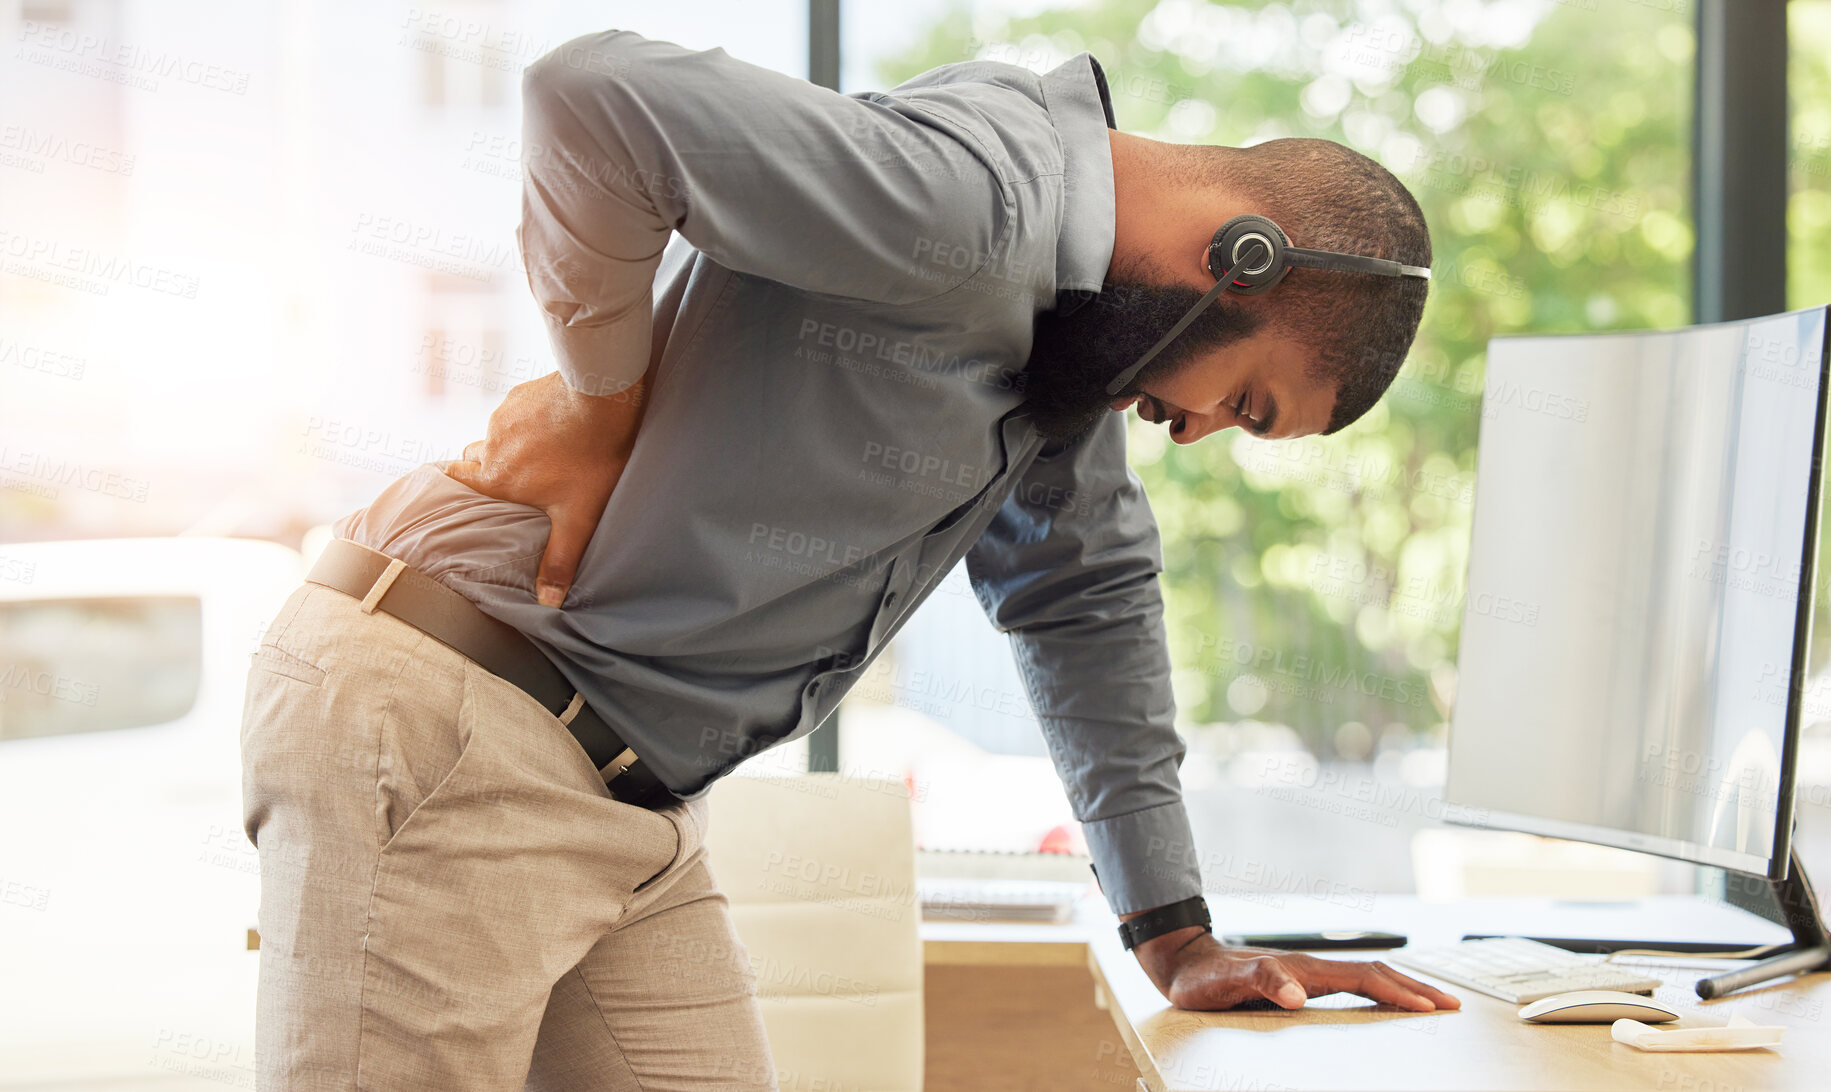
top-left (1117, 894), bottom-right (1213, 952)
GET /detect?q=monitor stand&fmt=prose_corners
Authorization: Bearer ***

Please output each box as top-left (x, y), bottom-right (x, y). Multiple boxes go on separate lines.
top-left (1698, 847), bottom-right (1831, 998)
top-left (1461, 848), bottom-right (1829, 999)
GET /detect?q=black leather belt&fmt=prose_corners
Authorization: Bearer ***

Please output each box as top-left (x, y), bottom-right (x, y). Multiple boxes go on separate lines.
top-left (306, 538), bottom-right (676, 811)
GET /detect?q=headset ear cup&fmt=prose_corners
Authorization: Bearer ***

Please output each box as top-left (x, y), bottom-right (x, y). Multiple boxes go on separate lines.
top-left (1207, 214), bottom-right (1290, 295)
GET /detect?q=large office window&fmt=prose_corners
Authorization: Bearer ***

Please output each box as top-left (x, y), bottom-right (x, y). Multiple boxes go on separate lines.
top-left (1793, 3), bottom-right (1831, 312)
top-left (838, 1), bottom-right (1705, 896)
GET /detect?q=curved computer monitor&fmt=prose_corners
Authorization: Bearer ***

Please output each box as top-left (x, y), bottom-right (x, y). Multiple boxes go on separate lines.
top-left (1445, 306), bottom-right (1831, 881)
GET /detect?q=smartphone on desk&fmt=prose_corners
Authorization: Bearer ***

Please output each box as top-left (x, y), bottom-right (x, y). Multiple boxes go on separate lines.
top-left (1220, 930), bottom-right (1407, 951)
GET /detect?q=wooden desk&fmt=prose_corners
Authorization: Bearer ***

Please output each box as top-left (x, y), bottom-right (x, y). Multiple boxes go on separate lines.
top-left (921, 894), bottom-right (1831, 1092)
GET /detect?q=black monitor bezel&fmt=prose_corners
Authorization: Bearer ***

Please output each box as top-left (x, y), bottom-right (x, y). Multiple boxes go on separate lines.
top-left (1770, 308), bottom-right (1831, 881)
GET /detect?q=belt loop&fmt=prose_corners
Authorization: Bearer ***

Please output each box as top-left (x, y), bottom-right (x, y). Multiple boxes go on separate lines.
top-left (360, 558), bottom-right (408, 615)
top-left (557, 691), bottom-right (584, 726)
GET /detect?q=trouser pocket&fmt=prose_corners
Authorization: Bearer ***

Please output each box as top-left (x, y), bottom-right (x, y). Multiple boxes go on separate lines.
top-left (371, 652), bottom-right (472, 853)
top-left (631, 792), bottom-right (708, 896)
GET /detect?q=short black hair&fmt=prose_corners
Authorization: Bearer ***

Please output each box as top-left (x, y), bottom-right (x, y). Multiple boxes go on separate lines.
top-left (1172, 138), bottom-right (1432, 434)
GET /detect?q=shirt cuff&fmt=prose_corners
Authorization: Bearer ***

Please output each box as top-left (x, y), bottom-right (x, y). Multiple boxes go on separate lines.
top-left (1081, 798), bottom-right (1204, 915)
top-left (541, 306), bottom-right (651, 398)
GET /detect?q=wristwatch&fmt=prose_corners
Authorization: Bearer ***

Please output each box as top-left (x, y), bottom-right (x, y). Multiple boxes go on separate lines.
top-left (1116, 894), bottom-right (1213, 952)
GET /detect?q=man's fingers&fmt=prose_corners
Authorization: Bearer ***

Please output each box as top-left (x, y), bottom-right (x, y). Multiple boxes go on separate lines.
top-left (1249, 957), bottom-right (1308, 1010)
top-left (444, 458), bottom-right (484, 492)
top-left (462, 440), bottom-right (487, 462)
top-left (1322, 960), bottom-right (1439, 1012)
top-left (535, 504), bottom-right (592, 608)
top-left (1368, 963), bottom-right (1460, 1010)
top-left (1178, 950), bottom-right (1462, 1014)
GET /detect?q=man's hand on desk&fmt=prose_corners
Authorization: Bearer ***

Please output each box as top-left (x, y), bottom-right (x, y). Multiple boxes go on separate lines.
top-left (1120, 913), bottom-right (1461, 1013)
top-left (445, 371), bottom-right (649, 607)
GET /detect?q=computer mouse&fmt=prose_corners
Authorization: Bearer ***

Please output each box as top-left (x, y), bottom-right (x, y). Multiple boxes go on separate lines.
top-left (1518, 990), bottom-right (1683, 1024)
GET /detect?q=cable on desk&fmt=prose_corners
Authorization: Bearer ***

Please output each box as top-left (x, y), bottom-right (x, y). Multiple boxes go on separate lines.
top-left (1603, 943), bottom-right (1791, 963)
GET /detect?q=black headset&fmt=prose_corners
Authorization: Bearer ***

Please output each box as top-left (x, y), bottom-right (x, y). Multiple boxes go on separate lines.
top-left (1103, 213), bottom-right (1432, 397)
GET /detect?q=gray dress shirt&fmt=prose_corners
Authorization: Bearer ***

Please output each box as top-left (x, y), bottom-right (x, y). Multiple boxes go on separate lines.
top-left (334, 29), bottom-right (1202, 915)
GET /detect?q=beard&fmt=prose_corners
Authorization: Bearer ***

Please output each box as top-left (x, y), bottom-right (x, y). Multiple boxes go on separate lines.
top-left (1021, 260), bottom-right (1263, 443)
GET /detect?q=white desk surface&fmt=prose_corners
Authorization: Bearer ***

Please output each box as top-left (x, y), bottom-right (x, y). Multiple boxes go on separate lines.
top-left (921, 893), bottom-right (1831, 1092)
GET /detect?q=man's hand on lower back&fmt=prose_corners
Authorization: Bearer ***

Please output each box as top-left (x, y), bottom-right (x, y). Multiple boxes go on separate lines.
top-left (1125, 921), bottom-right (1461, 1013)
top-left (444, 371), bottom-right (649, 607)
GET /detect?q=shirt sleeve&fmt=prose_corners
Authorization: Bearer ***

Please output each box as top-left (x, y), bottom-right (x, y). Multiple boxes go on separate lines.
top-left (964, 412), bottom-right (1205, 916)
top-left (517, 29), bottom-right (1016, 395)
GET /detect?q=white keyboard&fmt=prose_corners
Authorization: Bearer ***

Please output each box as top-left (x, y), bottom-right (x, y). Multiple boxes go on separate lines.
top-left (1390, 936), bottom-right (1665, 1004)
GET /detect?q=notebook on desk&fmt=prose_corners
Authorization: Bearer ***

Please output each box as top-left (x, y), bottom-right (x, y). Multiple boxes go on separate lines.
top-left (917, 877), bottom-right (1090, 923)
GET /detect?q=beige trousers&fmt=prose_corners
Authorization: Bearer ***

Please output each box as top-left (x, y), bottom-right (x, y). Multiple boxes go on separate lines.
top-left (240, 582), bottom-right (777, 1091)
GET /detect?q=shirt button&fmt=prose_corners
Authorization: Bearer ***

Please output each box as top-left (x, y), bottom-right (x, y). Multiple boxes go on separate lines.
top-left (805, 679), bottom-right (820, 696)
top-left (883, 589), bottom-right (898, 608)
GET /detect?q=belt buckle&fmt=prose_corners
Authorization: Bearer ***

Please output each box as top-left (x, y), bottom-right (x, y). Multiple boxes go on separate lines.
top-left (599, 746), bottom-right (639, 786)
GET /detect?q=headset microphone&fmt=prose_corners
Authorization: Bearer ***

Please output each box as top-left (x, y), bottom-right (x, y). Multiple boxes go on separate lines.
top-left (1104, 247), bottom-right (1262, 397)
top-left (1103, 214), bottom-right (1431, 399)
